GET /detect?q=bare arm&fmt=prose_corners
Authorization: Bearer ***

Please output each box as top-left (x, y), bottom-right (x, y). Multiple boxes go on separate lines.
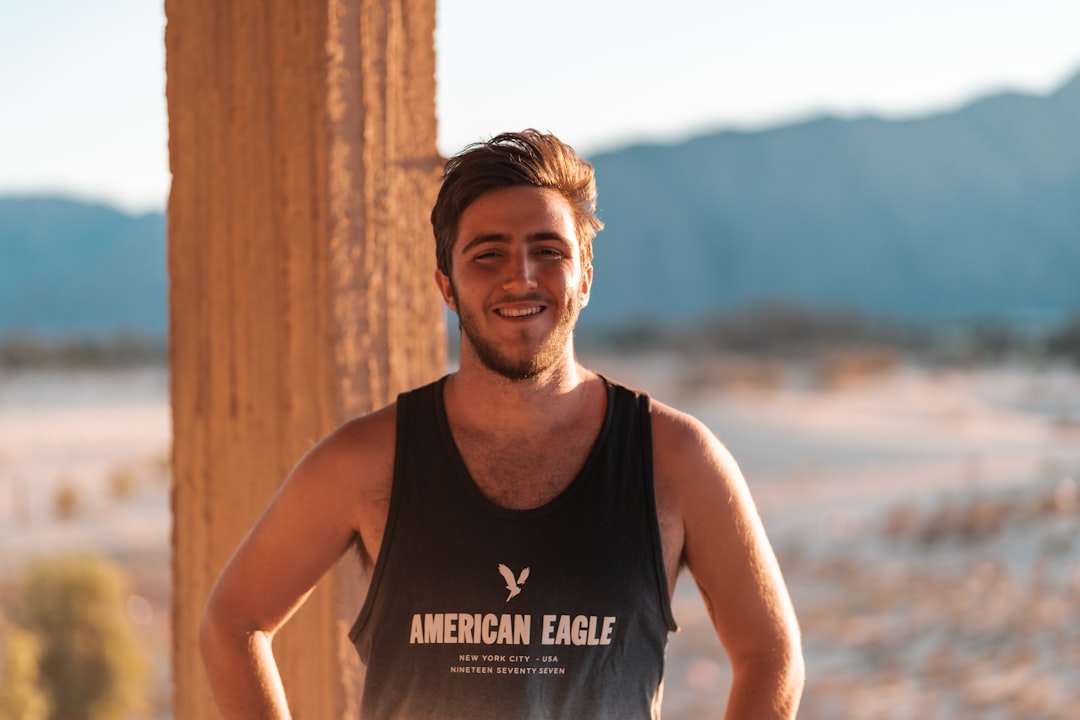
top-left (653, 403), bottom-right (804, 719)
top-left (199, 408), bottom-right (395, 718)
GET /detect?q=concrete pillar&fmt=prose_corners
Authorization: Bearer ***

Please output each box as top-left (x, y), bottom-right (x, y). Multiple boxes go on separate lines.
top-left (164, 1), bottom-right (443, 717)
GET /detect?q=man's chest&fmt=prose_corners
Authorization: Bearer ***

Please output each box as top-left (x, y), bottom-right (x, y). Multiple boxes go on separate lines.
top-left (452, 428), bottom-right (598, 510)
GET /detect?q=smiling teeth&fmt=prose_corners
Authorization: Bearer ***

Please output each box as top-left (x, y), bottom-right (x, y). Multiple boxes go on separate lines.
top-left (500, 307), bottom-right (542, 318)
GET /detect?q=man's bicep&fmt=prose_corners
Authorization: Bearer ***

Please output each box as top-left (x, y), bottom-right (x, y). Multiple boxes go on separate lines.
top-left (205, 435), bottom-right (369, 635)
top-left (687, 488), bottom-right (793, 661)
top-left (655, 407), bottom-right (798, 661)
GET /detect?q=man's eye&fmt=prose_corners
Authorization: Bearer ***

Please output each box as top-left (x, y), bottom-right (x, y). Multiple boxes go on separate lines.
top-left (536, 248), bottom-right (564, 258)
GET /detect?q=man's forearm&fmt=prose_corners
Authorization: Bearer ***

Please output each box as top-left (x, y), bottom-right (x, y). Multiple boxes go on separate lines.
top-left (200, 621), bottom-right (292, 719)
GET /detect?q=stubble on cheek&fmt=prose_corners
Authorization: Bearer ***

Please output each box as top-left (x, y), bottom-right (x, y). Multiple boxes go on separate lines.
top-left (450, 281), bottom-right (580, 381)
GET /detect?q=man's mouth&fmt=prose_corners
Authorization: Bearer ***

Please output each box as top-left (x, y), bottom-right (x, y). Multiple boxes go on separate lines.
top-left (496, 306), bottom-right (544, 318)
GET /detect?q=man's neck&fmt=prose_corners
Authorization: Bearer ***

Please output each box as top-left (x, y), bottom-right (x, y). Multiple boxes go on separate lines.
top-left (444, 349), bottom-right (600, 437)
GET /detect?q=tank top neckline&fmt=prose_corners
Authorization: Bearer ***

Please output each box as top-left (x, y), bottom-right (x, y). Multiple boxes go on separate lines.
top-left (431, 374), bottom-right (616, 519)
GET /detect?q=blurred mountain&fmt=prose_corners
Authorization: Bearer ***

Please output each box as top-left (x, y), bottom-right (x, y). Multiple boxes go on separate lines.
top-left (585, 69), bottom-right (1080, 330)
top-left (2, 69), bottom-right (1079, 339)
top-left (0, 197), bottom-right (166, 337)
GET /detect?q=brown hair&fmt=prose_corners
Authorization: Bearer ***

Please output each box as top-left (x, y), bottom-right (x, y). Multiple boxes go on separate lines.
top-left (431, 130), bottom-right (604, 275)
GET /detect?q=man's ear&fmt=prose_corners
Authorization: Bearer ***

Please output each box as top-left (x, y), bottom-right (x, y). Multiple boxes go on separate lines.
top-left (579, 264), bottom-right (593, 308)
top-left (435, 269), bottom-right (457, 311)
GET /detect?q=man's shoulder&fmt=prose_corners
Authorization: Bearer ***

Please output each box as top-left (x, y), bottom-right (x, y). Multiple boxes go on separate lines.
top-left (290, 400), bottom-right (400, 493)
top-left (648, 398), bottom-right (740, 487)
top-left (648, 397), bottom-right (712, 443)
top-left (324, 401), bottom-right (399, 460)
top-left (595, 375), bottom-right (723, 457)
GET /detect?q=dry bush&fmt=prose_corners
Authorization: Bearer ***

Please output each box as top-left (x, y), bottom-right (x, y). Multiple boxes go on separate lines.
top-left (149, 450), bottom-right (172, 484)
top-left (676, 355), bottom-right (788, 393)
top-left (0, 333), bottom-right (166, 370)
top-left (696, 304), bottom-right (904, 358)
top-left (106, 467), bottom-right (136, 501)
top-left (883, 479), bottom-right (1080, 547)
top-left (813, 347), bottom-right (900, 388)
top-left (52, 481), bottom-right (80, 522)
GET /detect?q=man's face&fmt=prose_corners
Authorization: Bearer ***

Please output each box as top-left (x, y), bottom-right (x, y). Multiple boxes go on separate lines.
top-left (435, 186), bottom-right (593, 381)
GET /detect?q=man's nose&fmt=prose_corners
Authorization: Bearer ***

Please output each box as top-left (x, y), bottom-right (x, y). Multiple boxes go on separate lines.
top-left (503, 248), bottom-right (538, 289)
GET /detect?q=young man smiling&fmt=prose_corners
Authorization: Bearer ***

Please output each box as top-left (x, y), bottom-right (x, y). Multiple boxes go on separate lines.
top-left (200, 130), bottom-right (804, 719)
top-left (437, 183), bottom-right (587, 384)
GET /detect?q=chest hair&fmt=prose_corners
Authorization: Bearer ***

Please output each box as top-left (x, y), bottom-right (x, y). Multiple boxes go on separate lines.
top-left (452, 421), bottom-right (600, 510)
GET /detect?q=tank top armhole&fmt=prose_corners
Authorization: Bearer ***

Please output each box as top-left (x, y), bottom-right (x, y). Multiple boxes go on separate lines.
top-left (347, 391), bottom-right (412, 645)
top-left (639, 392), bottom-right (679, 633)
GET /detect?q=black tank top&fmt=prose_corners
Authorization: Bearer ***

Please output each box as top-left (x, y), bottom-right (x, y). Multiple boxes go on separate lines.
top-left (349, 376), bottom-right (678, 719)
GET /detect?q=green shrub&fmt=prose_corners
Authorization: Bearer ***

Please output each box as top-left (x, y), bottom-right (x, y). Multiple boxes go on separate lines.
top-left (0, 612), bottom-right (50, 720)
top-left (1046, 315), bottom-right (1080, 366)
top-left (16, 555), bottom-right (148, 720)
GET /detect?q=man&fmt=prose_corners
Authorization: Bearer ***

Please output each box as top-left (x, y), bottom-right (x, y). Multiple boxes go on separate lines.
top-left (200, 130), bottom-right (804, 719)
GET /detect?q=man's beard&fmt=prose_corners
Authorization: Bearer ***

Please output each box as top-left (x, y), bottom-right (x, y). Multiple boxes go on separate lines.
top-left (451, 283), bottom-right (581, 381)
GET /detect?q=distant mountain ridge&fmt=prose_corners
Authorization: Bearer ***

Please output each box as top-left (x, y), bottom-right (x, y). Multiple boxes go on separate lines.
top-left (0, 197), bottom-right (166, 337)
top-left (584, 69), bottom-right (1080, 330)
top-left (2, 70), bottom-right (1079, 338)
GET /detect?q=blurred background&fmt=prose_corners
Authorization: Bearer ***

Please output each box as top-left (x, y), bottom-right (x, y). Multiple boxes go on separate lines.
top-left (2, 1), bottom-right (1080, 717)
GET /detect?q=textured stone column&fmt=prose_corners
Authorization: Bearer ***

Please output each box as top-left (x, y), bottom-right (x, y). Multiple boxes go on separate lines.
top-left (165, 1), bottom-right (443, 717)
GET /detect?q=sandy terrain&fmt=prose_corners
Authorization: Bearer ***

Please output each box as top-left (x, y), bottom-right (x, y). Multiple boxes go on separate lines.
top-left (2, 356), bottom-right (1080, 718)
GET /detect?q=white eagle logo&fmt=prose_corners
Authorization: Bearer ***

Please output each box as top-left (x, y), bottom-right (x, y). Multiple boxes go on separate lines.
top-left (497, 564), bottom-right (530, 602)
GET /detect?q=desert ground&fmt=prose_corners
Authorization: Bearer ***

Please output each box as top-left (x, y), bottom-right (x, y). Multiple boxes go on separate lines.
top-left (2, 353), bottom-right (1079, 718)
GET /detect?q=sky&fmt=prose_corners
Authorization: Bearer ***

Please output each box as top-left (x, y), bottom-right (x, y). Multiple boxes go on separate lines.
top-left (2, 0), bottom-right (1079, 215)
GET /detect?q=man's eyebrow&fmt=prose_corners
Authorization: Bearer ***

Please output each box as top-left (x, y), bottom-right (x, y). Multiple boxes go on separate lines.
top-left (459, 232), bottom-right (572, 254)
top-left (460, 233), bottom-right (508, 254)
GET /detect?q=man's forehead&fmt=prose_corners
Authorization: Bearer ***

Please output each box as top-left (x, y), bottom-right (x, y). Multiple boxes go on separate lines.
top-left (456, 187), bottom-right (575, 235)
top-left (463, 184), bottom-right (570, 210)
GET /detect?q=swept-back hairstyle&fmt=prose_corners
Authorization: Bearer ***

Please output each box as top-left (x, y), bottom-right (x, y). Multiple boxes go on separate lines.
top-left (431, 129), bottom-right (604, 275)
